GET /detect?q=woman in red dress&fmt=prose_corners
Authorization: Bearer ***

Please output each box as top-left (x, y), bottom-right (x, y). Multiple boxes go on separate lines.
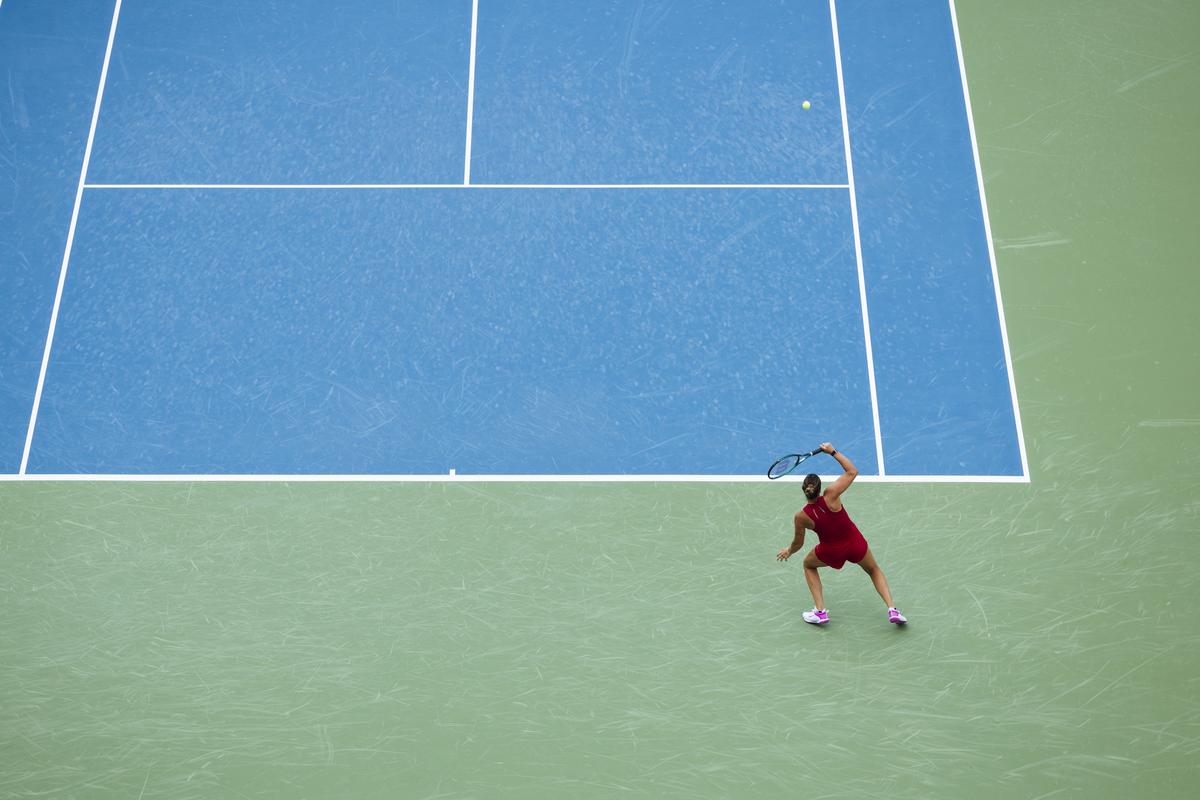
top-left (776, 443), bottom-right (907, 626)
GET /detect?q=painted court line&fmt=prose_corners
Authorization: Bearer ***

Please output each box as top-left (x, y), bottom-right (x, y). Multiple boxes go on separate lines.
top-left (15, 4), bottom-right (1027, 485)
top-left (463, 0), bottom-right (479, 184)
top-left (83, 183), bottom-right (852, 190)
top-left (19, 0), bottom-right (124, 476)
top-left (0, 474), bottom-right (1031, 484)
top-left (828, 0), bottom-right (886, 476)
top-left (948, 0), bottom-right (1030, 480)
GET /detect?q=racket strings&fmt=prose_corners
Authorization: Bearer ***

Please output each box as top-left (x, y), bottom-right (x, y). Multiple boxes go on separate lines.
top-left (768, 454), bottom-right (803, 479)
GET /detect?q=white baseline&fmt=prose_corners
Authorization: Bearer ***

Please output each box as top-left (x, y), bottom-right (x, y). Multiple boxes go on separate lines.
top-left (1, 473), bottom-right (1031, 483)
top-left (83, 183), bottom-right (851, 190)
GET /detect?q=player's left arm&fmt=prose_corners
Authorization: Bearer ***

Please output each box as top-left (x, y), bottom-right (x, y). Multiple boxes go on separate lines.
top-left (777, 511), bottom-right (811, 561)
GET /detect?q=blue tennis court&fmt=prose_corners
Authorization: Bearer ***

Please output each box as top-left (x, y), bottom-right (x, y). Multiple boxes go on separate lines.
top-left (1, 0), bottom-right (1026, 479)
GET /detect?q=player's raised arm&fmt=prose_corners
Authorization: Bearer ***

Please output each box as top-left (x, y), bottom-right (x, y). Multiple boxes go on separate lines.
top-left (780, 443), bottom-right (905, 626)
top-left (820, 443), bottom-right (858, 503)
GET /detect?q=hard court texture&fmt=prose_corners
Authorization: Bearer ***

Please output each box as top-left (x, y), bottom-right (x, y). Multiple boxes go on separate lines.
top-left (2, 1), bottom-right (1199, 798)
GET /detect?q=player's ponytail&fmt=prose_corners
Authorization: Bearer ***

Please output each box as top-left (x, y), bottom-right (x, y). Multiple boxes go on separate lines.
top-left (802, 474), bottom-right (821, 500)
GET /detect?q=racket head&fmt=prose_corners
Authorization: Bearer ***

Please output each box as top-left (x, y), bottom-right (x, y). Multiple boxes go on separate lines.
top-left (767, 448), bottom-right (822, 480)
top-left (767, 453), bottom-right (807, 479)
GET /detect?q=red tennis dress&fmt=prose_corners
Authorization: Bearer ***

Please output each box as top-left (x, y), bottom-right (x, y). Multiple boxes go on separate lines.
top-left (803, 495), bottom-right (869, 569)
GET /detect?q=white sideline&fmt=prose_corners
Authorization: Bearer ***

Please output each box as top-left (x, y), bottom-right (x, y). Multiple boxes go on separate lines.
top-left (19, 0), bottom-right (124, 475)
top-left (948, 0), bottom-right (1031, 481)
top-left (828, 0), bottom-right (886, 476)
top-left (463, 0), bottom-right (479, 184)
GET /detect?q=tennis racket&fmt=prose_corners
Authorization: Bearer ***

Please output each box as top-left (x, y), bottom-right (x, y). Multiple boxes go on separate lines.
top-left (767, 448), bottom-right (822, 480)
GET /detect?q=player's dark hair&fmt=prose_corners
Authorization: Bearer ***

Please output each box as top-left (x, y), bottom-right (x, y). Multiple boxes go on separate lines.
top-left (802, 474), bottom-right (822, 501)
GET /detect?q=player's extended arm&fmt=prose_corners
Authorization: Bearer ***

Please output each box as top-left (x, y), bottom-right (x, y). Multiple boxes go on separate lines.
top-left (822, 444), bottom-right (858, 503)
top-left (777, 511), bottom-right (810, 561)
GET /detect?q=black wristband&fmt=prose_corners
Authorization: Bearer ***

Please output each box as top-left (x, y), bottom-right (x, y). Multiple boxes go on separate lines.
top-left (830, 449), bottom-right (837, 455)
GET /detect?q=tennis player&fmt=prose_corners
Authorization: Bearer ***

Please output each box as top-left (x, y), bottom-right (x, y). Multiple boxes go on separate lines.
top-left (776, 443), bottom-right (907, 626)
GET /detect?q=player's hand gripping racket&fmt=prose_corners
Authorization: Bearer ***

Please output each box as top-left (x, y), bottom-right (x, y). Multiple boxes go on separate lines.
top-left (767, 448), bottom-right (822, 480)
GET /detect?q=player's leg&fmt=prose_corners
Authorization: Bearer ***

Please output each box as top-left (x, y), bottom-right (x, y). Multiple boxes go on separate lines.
top-left (856, 548), bottom-right (894, 607)
top-left (857, 548), bottom-right (906, 624)
top-left (801, 549), bottom-right (830, 624)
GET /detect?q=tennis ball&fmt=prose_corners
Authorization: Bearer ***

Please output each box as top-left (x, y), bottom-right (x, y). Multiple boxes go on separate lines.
top-left (802, 100), bottom-right (811, 110)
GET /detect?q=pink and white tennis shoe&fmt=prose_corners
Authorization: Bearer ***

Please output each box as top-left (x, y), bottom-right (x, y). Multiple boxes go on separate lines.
top-left (802, 608), bottom-right (830, 625)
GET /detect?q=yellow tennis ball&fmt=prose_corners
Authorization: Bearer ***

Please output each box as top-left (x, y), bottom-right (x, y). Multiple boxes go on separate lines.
top-left (802, 100), bottom-right (811, 110)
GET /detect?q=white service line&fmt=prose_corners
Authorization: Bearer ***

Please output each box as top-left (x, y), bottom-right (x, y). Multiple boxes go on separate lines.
top-left (0, 473), bottom-right (1031, 484)
top-left (19, 0), bottom-right (124, 475)
top-left (828, 0), bottom-right (886, 476)
top-left (463, 0), bottom-right (480, 184)
top-left (83, 183), bottom-right (851, 190)
top-left (948, 0), bottom-right (1031, 481)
